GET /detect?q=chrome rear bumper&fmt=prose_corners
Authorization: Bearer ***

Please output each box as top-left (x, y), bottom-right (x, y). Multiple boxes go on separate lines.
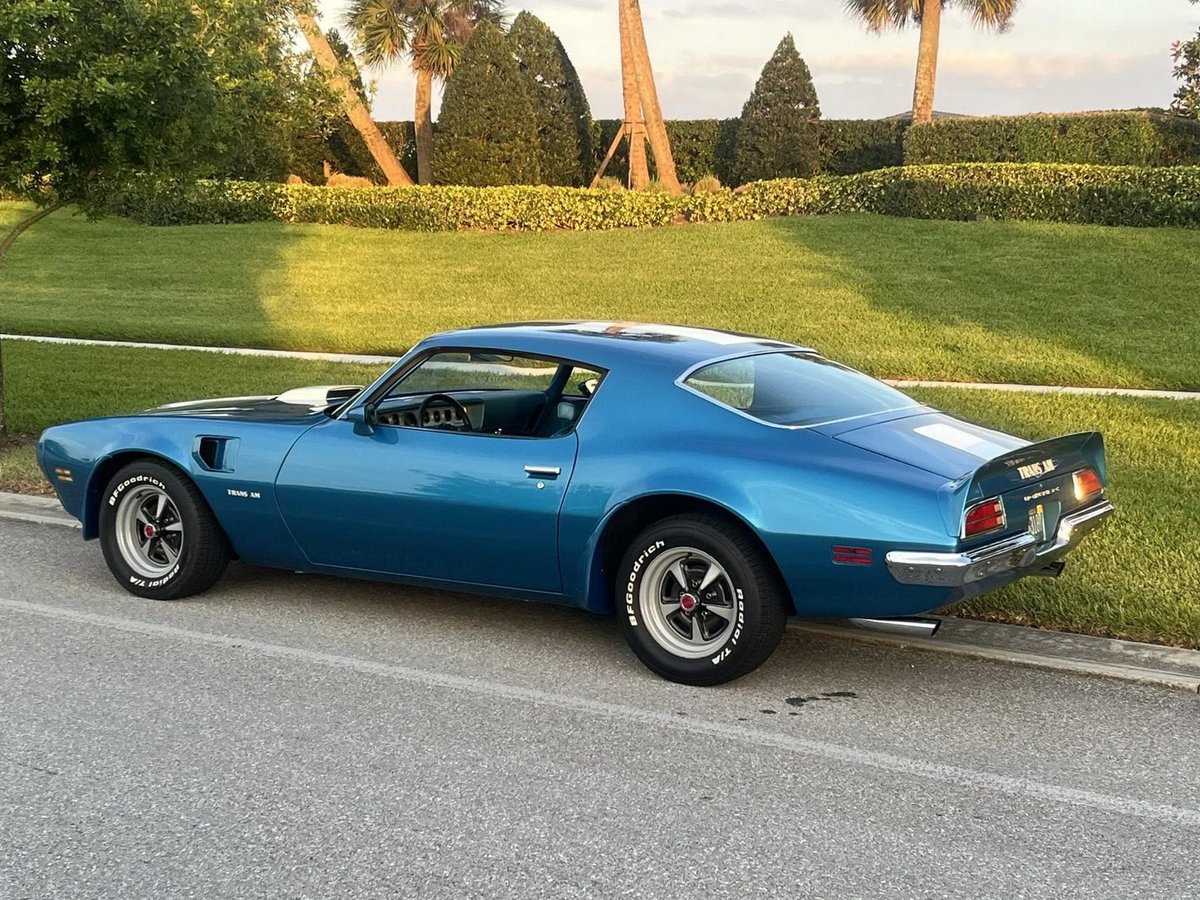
top-left (885, 499), bottom-right (1114, 588)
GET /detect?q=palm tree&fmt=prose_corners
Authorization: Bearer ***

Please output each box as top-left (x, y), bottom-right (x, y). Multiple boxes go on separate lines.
top-left (622, 0), bottom-right (680, 194)
top-left (295, 12), bottom-right (413, 185)
top-left (845, 0), bottom-right (1019, 125)
top-left (345, 0), bottom-right (505, 185)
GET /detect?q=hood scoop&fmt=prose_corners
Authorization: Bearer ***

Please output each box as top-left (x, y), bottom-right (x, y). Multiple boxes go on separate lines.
top-left (275, 385), bottom-right (364, 408)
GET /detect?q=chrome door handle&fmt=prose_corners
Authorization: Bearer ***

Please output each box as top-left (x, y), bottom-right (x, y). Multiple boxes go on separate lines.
top-left (524, 465), bottom-right (561, 479)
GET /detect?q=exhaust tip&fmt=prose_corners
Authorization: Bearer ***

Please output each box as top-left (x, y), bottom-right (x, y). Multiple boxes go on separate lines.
top-left (845, 617), bottom-right (941, 639)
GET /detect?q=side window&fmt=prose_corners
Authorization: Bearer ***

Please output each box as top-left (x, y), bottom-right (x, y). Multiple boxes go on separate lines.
top-left (376, 350), bottom-right (606, 438)
top-left (684, 358), bottom-right (755, 410)
top-left (388, 352), bottom-right (559, 397)
top-left (562, 367), bottom-right (604, 398)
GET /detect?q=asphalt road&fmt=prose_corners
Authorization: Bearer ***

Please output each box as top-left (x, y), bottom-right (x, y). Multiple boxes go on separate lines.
top-left (2, 519), bottom-right (1198, 899)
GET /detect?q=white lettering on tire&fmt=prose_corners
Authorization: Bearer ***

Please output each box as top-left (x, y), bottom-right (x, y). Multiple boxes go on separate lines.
top-left (108, 474), bottom-right (166, 507)
top-left (624, 540), bottom-right (665, 625)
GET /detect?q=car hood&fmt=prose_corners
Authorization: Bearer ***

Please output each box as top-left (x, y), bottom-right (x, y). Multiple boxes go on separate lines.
top-left (141, 385), bottom-right (363, 423)
top-left (826, 410), bottom-right (1029, 481)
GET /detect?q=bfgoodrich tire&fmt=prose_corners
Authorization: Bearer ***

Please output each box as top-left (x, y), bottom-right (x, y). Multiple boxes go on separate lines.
top-left (617, 514), bottom-right (788, 686)
top-left (99, 460), bottom-right (230, 600)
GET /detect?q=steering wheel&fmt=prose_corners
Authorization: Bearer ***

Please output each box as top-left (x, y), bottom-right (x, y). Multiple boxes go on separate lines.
top-left (417, 393), bottom-right (475, 432)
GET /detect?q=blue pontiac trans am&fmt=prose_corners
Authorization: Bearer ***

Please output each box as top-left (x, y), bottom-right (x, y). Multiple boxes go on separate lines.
top-left (38, 322), bottom-right (1114, 685)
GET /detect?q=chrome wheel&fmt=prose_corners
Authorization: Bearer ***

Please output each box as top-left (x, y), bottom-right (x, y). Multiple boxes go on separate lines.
top-left (639, 547), bottom-right (738, 659)
top-left (114, 485), bottom-right (185, 579)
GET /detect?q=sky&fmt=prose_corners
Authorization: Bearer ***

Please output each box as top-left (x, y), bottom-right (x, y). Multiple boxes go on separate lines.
top-left (316, 0), bottom-right (1199, 122)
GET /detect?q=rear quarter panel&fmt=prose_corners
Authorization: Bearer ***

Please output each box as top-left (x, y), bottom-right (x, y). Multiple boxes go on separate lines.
top-left (563, 369), bottom-right (961, 617)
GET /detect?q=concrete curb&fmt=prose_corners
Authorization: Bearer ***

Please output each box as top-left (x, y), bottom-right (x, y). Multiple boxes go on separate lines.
top-left (789, 621), bottom-right (1200, 695)
top-left (0, 492), bottom-right (79, 529)
top-left (3, 491), bottom-right (1197, 694)
top-left (5, 334), bottom-right (1199, 401)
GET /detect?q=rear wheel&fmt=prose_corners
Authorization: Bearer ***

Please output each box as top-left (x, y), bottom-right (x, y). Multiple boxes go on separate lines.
top-left (617, 514), bottom-right (788, 686)
top-left (99, 460), bottom-right (230, 600)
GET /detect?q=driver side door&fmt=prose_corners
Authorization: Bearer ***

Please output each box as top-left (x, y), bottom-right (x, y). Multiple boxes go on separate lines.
top-left (274, 350), bottom-right (588, 595)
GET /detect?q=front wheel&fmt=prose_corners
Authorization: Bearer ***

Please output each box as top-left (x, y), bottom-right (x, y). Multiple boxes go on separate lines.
top-left (99, 460), bottom-right (230, 600)
top-left (617, 514), bottom-right (788, 686)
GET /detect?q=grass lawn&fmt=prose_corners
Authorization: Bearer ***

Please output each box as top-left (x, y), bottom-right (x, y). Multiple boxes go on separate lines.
top-left (1, 341), bottom-right (1195, 647)
top-left (909, 387), bottom-right (1200, 648)
top-left (3, 201), bottom-right (1199, 390)
top-left (0, 340), bottom-right (388, 435)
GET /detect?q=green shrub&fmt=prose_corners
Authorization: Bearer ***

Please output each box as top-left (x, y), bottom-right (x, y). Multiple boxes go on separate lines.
top-left (435, 23), bottom-right (540, 186)
top-left (818, 120), bottom-right (906, 174)
top-left (110, 163), bottom-right (1200, 233)
top-left (829, 163), bottom-right (1200, 228)
top-left (509, 11), bottom-right (593, 186)
top-left (733, 34), bottom-right (822, 184)
top-left (904, 111), bottom-right (1200, 167)
top-left (662, 120), bottom-right (739, 184)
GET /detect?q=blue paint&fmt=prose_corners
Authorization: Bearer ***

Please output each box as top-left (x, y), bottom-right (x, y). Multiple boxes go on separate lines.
top-left (37, 322), bottom-right (1110, 619)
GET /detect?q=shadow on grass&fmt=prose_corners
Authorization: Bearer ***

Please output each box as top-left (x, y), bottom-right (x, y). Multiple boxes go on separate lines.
top-left (0, 201), bottom-right (293, 348)
top-left (761, 214), bottom-right (1200, 391)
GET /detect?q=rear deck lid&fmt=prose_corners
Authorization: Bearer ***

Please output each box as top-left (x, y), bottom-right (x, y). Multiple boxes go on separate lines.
top-left (826, 412), bottom-right (1029, 481)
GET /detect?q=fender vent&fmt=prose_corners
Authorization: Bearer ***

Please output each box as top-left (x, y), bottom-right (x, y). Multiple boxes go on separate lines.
top-left (195, 436), bottom-right (238, 473)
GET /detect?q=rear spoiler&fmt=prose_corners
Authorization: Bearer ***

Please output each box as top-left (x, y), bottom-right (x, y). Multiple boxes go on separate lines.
top-left (939, 431), bottom-right (1107, 534)
top-left (969, 431), bottom-right (1107, 499)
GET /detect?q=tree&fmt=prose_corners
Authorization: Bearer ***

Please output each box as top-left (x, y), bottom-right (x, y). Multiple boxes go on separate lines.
top-left (733, 34), bottom-right (822, 184)
top-left (436, 22), bottom-right (539, 185)
top-left (0, 0), bottom-right (309, 432)
top-left (508, 11), bottom-right (593, 186)
top-left (345, 0), bottom-right (505, 185)
top-left (845, 0), bottom-right (1020, 125)
top-left (295, 9), bottom-right (414, 185)
top-left (1173, 1), bottom-right (1200, 118)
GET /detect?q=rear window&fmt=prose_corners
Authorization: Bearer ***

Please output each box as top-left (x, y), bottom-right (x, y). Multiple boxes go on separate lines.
top-left (683, 351), bottom-right (919, 427)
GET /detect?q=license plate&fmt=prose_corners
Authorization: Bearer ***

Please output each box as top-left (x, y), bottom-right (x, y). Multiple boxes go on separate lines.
top-left (1028, 503), bottom-right (1046, 541)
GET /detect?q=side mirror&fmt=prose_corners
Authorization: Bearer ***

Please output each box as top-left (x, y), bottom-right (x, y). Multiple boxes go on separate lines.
top-left (347, 401), bottom-right (377, 435)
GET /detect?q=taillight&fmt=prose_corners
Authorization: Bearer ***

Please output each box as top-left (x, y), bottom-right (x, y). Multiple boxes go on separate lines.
top-left (1073, 467), bottom-right (1103, 502)
top-left (963, 498), bottom-right (1006, 538)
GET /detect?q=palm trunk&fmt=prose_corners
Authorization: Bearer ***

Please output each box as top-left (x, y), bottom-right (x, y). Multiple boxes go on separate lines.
top-left (296, 12), bottom-right (413, 186)
top-left (414, 69), bottom-right (435, 185)
top-left (619, 0), bottom-right (649, 189)
top-left (910, 0), bottom-right (942, 125)
top-left (623, 0), bottom-right (681, 195)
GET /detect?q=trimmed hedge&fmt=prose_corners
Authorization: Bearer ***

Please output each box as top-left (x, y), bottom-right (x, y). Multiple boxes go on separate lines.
top-left (815, 164), bottom-right (1200, 228)
top-left (370, 112), bottom-right (1200, 186)
top-left (381, 118), bottom-right (900, 185)
top-left (818, 119), bottom-right (906, 175)
top-left (109, 163), bottom-right (1200, 232)
top-left (904, 111), bottom-right (1200, 167)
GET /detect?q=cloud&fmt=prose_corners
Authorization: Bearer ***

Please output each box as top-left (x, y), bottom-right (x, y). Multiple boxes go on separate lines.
top-left (317, 0), bottom-right (1189, 121)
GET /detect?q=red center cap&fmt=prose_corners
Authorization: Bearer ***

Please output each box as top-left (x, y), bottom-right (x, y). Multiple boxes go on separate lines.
top-left (680, 593), bottom-right (698, 612)
top-left (144, 524), bottom-right (157, 538)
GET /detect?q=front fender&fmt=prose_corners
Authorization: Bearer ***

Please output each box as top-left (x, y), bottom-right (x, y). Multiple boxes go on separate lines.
top-left (39, 417), bottom-right (311, 570)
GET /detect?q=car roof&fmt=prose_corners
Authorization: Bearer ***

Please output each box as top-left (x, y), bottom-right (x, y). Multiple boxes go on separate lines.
top-left (423, 321), bottom-right (815, 372)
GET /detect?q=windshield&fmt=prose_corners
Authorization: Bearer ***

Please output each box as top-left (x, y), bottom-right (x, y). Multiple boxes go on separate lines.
top-left (683, 351), bottom-right (919, 427)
